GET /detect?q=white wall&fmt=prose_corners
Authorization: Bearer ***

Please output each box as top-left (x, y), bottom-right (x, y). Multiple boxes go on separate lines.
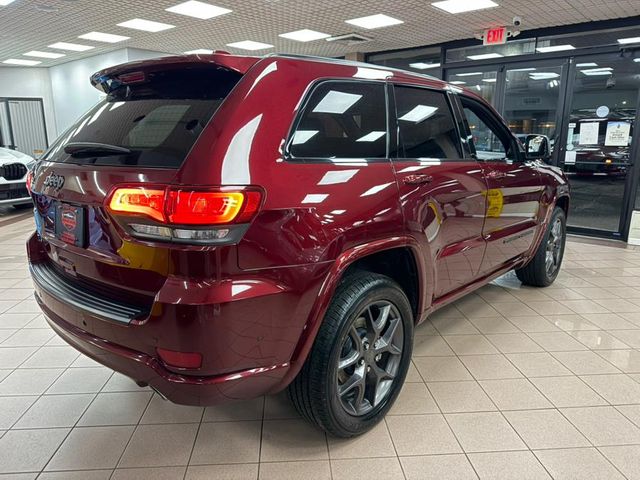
top-left (0, 67), bottom-right (57, 142)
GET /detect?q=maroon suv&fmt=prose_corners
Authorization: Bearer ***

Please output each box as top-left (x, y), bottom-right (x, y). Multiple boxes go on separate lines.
top-left (27, 53), bottom-right (569, 437)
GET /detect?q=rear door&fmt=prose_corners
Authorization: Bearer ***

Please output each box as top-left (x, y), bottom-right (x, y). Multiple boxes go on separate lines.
top-left (390, 84), bottom-right (487, 298)
top-left (31, 64), bottom-right (243, 301)
top-left (459, 95), bottom-right (543, 274)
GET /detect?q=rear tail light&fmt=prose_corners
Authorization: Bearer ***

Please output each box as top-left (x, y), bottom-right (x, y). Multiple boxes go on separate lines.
top-left (25, 170), bottom-right (33, 195)
top-left (105, 184), bottom-right (262, 244)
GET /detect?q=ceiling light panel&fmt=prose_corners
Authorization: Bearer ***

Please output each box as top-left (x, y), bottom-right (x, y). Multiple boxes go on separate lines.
top-left (23, 51), bottom-right (65, 59)
top-left (3, 59), bottom-right (41, 66)
top-left (48, 42), bottom-right (94, 51)
top-left (166, 1), bottom-right (231, 19)
top-left (279, 29), bottom-right (330, 42)
top-left (409, 62), bottom-right (441, 69)
top-left (117, 19), bottom-right (175, 32)
top-left (431, 0), bottom-right (499, 14)
top-left (536, 44), bottom-right (575, 53)
top-left (345, 14), bottom-right (404, 29)
top-left (0, 0), bottom-right (17, 5)
top-left (467, 53), bottom-right (503, 60)
top-left (79, 32), bottom-right (130, 43)
top-left (184, 49), bottom-right (214, 54)
top-left (618, 37), bottom-right (640, 44)
top-left (226, 40), bottom-right (273, 50)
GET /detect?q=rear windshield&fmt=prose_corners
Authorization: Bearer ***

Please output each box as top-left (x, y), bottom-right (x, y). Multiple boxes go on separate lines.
top-left (43, 66), bottom-right (242, 168)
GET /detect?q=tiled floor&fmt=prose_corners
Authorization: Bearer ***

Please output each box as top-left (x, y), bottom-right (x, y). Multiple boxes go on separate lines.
top-left (3, 219), bottom-right (640, 479)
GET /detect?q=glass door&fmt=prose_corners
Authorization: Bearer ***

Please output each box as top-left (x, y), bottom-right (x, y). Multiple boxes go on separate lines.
top-left (560, 54), bottom-right (639, 235)
top-left (446, 68), bottom-right (499, 106)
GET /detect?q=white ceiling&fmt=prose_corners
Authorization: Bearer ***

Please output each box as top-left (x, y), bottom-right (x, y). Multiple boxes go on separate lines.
top-left (1, 0), bottom-right (639, 67)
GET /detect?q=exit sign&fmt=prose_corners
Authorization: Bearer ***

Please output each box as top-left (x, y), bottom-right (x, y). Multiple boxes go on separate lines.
top-left (484, 26), bottom-right (507, 45)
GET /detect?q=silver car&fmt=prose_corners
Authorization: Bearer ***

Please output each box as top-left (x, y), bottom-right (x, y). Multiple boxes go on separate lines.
top-left (0, 147), bottom-right (34, 209)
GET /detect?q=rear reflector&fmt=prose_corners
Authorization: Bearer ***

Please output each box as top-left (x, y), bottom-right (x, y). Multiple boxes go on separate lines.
top-left (157, 348), bottom-right (202, 369)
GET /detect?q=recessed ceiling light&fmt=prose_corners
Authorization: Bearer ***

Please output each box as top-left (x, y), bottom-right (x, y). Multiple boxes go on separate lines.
top-left (635, 58), bottom-right (640, 63)
top-left (454, 72), bottom-right (484, 77)
top-left (117, 18), bottom-right (175, 32)
top-left (48, 42), bottom-right (94, 51)
top-left (431, 0), bottom-right (498, 14)
top-left (582, 70), bottom-right (613, 76)
top-left (184, 48), bottom-right (214, 54)
top-left (345, 14), bottom-right (404, 29)
top-left (510, 67), bottom-right (536, 72)
top-left (0, 0), bottom-right (17, 5)
top-left (166, 0), bottom-right (231, 19)
top-left (536, 44), bottom-right (575, 53)
top-left (409, 62), bottom-right (441, 69)
top-left (279, 29), bottom-right (330, 42)
top-left (576, 62), bottom-right (598, 67)
top-left (23, 50), bottom-right (65, 59)
top-left (449, 81), bottom-right (466, 85)
top-left (226, 40), bottom-right (273, 51)
top-left (3, 58), bottom-right (41, 66)
top-left (529, 72), bottom-right (560, 80)
top-left (79, 32), bottom-right (130, 43)
top-left (618, 37), bottom-right (640, 44)
top-left (482, 78), bottom-right (497, 83)
top-left (467, 53), bottom-right (503, 60)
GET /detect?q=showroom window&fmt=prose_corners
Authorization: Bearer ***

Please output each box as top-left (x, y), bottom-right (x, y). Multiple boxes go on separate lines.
top-left (461, 97), bottom-right (517, 163)
top-left (392, 86), bottom-right (461, 159)
top-left (288, 81), bottom-right (387, 159)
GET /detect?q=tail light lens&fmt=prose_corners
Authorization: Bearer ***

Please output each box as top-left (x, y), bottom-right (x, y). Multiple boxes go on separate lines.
top-left (106, 184), bottom-right (263, 244)
top-left (157, 348), bottom-right (202, 369)
top-left (25, 170), bottom-right (34, 195)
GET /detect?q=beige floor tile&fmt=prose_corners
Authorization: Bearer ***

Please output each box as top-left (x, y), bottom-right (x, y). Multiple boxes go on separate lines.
top-left (580, 313), bottom-right (638, 330)
top-left (412, 334), bottom-right (455, 356)
top-left (19, 347), bottom-right (79, 369)
top-left (414, 320), bottom-right (438, 335)
top-left (260, 418), bottom-right (328, 462)
top-left (506, 352), bottom-right (572, 377)
top-left (486, 334), bottom-right (544, 354)
top-left (507, 316), bottom-right (560, 333)
top-left (492, 302), bottom-right (539, 317)
top-left (39, 470), bottom-right (113, 479)
top-left (552, 350), bottom-right (621, 375)
top-left (405, 361), bottom-right (422, 382)
top-left (0, 313), bottom-right (38, 329)
top-left (186, 464), bottom-right (258, 480)
top-left (413, 356), bottom-right (472, 382)
top-left (140, 394), bottom-right (203, 424)
top-left (445, 411), bottom-right (525, 453)
top-left (46, 368), bottom-right (112, 394)
top-left (331, 457), bottom-right (403, 480)
top-left (204, 397), bottom-right (264, 422)
top-left (594, 298), bottom-right (640, 313)
top-left (469, 317), bottom-right (519, 334)
top-left (534, 447), bottom-right (625, 479)
top-left (599, 445), bottom-right (640, 480)
top-left (259, 460), bottom-right (330, 480)
top-left (1, 329), bottom-right (53, 347)
top-left (444, 335), bottom-right (499, 355)
top-left (388, 382), bottom-right (439, 415)
top-left (118, 424), bottom-right (198, 468)
top-left (111, 466), bottom-right (186, 480)
top-left (561, 406), bottom-right (640, 446)
top-left (0, 428), bottom-right (69, 473)
top-left (468, 451), bottom-right (551, 480)
top-left (581, 374), bottom-right (640, 404)
top-left (531, 376), bottom-right (607, 408)
top-left (78, 391), bottom-right (152, 426)
top-left (0, 368), bottom-right (63, 395)
top-left (610, 329), bottom-right (640, 348)
top-left (525, 301), bottom-right (574, 316)
top-left (455, 298), bottom-right (500, 319)
top-left (0, 396), bottom-right (37, 429)
top-left (401, 454), bottom-right (477, 480)
top-left (385, 414), bottom-right (461, 456)
top-left (428, 381), bottom-right (496, 413)
top-left (459, 354), bottom-right (523, 380)
top-left (190, 421), bottom-right (261, 465)
top-left (263, 392), bottom-right (299, 420)
top-left (503, 409), bottom-right (590, 449)
top-left (328, 421), bottom-right (395, 459)
top-left (480, 379), bottom-right (553, 410)
top-left (568, 330), bottom-right (630, 350)
top-left (543, 289), bottom-right (586, 301)
top-left (430, 316), bottom-right (480, 335)
top-left (616, 404), bottom-right (640, 427)
top-left (14, 393), bottom-right (93, 428)
top-left (527, 332), bottom-right (588, 352)
top-left (0, 347), bottom-right (38, 369)
top-left (597, 349), bottom-right (640, 373)
top-left (563, 300), bottom-right (612, 315)
top-left (547, 314), bottom-right (599, 331)
top-left (46, 426), bottom-right (133, 471)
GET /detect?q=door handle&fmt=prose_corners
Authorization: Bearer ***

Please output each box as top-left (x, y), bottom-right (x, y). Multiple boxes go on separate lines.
top-left (486, 170), bottom-right (508, 180)
top-left (403, 174), bottom-right (433, 185)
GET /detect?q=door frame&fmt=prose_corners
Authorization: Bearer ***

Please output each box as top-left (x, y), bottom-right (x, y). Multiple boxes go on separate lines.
top-left (0, 97), bottom-right (50, 151)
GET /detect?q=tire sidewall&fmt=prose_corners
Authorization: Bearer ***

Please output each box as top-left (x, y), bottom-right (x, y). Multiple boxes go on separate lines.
top-left (542, 208), bottom-right (567, 284)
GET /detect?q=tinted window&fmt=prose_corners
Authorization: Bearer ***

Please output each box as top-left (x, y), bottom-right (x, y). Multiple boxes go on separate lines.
top-left (462, 98), bottom-right (516, 162)
top-left (43, 66), bottom-right (242, 168)
top-left (289, 81), bottom-right (387, 159)
top-left (393, 86), bottom-right (461, 159)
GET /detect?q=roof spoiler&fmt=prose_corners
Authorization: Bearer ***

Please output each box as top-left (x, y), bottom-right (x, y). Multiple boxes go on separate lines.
top-left (90, 53), bottom-right (261, 94)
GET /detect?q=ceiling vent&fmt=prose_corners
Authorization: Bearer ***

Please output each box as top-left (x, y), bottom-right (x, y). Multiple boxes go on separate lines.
top-left (326, 33), bottom-right (373, 46)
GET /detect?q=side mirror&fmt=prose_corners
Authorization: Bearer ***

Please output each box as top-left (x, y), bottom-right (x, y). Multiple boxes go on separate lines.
top-left (524, 134), bottom-right (551, 162)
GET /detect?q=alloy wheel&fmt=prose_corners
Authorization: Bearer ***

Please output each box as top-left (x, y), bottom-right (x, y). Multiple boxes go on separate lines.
top-left (545, 217), bottom-right (564, 276)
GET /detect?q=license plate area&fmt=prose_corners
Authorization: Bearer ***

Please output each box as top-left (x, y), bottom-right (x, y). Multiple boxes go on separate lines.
top-left (55, 203), bottom-right (86, 247)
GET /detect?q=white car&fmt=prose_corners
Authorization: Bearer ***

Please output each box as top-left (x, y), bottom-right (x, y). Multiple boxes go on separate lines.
top-left (0, 147), bottom-right (34, 208)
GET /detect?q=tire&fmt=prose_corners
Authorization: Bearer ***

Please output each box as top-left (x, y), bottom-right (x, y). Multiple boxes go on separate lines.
top-left (288, 271), bottom-right (413, 437)
top-left (516, 207), bottom-right (567, 287)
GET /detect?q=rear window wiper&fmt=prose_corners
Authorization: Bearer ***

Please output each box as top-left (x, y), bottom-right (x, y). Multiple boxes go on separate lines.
top-left (64, 142), bottom-right (132, 157)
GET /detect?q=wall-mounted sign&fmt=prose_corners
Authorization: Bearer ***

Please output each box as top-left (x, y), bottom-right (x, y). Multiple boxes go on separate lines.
top-left (579, 122), bottom-right (600, 145)
top-left (484, 26), bottom-right (507, 46)
top-left (596, 105), bottom-right (610, 118)
top-left (605, 121), bottom-right (631, 147)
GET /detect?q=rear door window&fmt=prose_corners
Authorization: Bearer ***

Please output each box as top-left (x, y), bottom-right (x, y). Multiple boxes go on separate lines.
top-left (43, 66), bottom-right (242, 168)
top-left (288, 81), bottom-right (387, 159)
top-left (392, 85), bottom-right (462, 159)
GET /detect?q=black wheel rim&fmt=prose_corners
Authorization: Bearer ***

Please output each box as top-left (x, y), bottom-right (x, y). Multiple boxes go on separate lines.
top-left (546, 217), bottom-right (564, 276)
top-left (336, 300), bottom-right (404, 417)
